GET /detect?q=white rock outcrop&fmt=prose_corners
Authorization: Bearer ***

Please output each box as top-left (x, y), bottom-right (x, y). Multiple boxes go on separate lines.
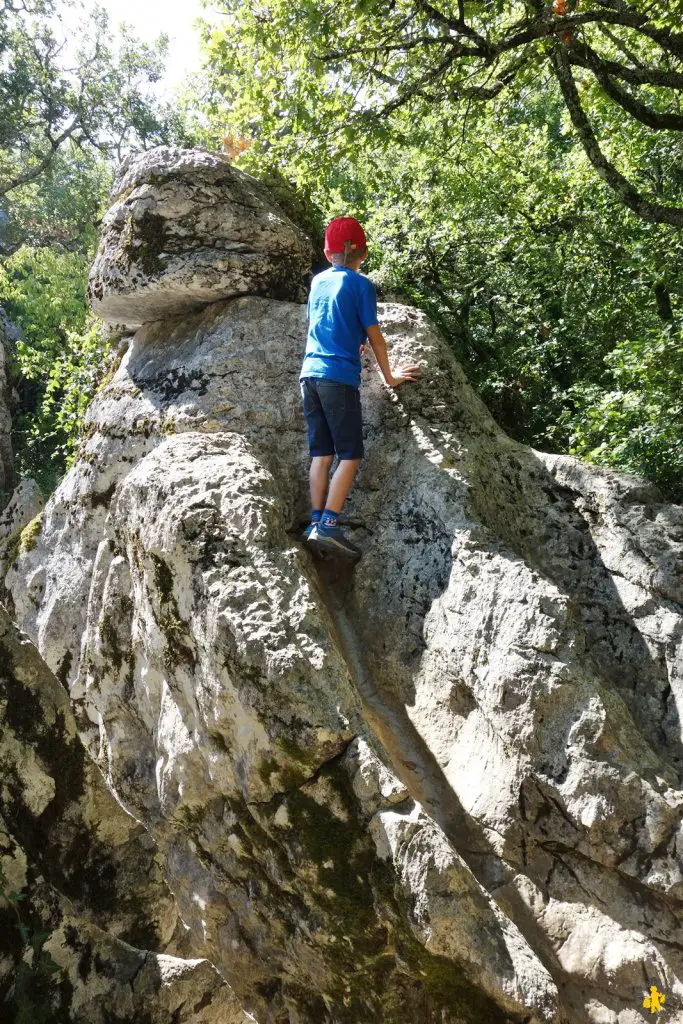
top-left (5, 148), bottom-right (683, 1024)
top-left (0, 603), bottom-right (250, 1023)
top-left (88, 147), bottom-right (312, 328)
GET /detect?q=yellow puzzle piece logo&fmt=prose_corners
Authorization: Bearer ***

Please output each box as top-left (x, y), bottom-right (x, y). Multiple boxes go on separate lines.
top-left (643, 985), bottom-right (666, 1014)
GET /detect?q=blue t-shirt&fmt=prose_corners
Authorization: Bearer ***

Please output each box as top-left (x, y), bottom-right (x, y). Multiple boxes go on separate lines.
top-left (300, 266), bottom-right (378, 388)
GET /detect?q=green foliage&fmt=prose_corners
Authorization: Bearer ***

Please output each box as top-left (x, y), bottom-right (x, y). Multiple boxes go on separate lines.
top-left (1, 247), bottom-right (90, 350)
top-left (198, 0), bottom-right (683, 501)
top-left (561, 328), bottom-right (683, 496)
top-left (1, 0), bottom-right (679, 504)
top-left (0, 858), bottom-right (65, 1024)
top-left (1, 146), bottom-right (112, 254)
top-left (11, 941), bottom-right (63, 1024)
top-left (0, 0), bottom-right (178, 199)
top-left (0, 244), bottom-right (114, 494)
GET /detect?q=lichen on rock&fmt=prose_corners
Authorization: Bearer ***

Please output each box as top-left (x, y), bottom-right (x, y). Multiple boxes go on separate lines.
top-left (0, 603), bottom-right (248, 1023)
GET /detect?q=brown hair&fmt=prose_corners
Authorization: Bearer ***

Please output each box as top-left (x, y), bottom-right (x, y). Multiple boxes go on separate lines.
top-left (329, 241), bottom-right (366, 267)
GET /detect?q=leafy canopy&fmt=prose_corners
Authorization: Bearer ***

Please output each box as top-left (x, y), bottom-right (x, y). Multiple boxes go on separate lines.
top-left (202, 0), bottom-right (683, 225)
top-left (0, 0), bottom-right (182, 200)
top-left (0, 245), bottom-right (113, 495)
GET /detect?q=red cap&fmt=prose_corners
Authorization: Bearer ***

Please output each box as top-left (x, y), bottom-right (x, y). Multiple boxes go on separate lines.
top-left (324, 216), bottom-right (367, 255)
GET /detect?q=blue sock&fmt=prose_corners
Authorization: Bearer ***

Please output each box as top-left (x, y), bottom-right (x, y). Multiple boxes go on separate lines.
top-left (321, 508), bottom-right (339, 529)
top-left (311, 509), bottom-right (322, 524)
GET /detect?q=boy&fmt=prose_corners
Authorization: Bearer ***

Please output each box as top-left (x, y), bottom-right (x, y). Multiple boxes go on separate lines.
top-left (301, 216), bottom-right (420, 559)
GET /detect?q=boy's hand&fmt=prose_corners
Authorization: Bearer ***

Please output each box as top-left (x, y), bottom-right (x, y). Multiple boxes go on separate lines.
top-left (385, 364), bottom-right (421, 387)
top-left (365, 326), bottom-right (420, 387)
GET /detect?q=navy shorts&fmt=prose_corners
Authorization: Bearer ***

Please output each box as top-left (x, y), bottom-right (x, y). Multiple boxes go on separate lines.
top-left (300, 377), bottom-right (364, 460)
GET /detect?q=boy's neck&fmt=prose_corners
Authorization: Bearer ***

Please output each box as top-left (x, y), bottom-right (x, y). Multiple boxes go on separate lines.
top-left (330, 262), bottom-right (363, 273)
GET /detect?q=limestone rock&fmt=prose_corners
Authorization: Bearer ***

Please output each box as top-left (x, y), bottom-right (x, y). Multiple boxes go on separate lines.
top-left (9, 293), bottom-right (683, 1023)
top-left (0, 306), bottom-right (18, 498)
top-left (88, 147), bottom-right (312, 328)
top-left (0, 603), bottom-right (247, 1022)
top-left (0, 478), bottom-right (43, 581)
top-left (6, 161), bottom-right (683, 1022)
top-left (6, 297), bottom-right (561, 1022)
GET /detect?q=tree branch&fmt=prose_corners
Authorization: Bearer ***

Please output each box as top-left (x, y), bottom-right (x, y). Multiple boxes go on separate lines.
top-left (310, 0), bottom-right (683, 226)
top-left (318, 34), bottom-right (478, 63)
top-left (550, 44), bottom-right (683, 228)
top-left (373, 49), bottom-right (461, 118)
top-left (638, 21), bottom-right (683, 60)
top-left (574, 41), bottom-right (683, 130)
top-left (0, 121), bottom-right (78, 197)
top-left (415, 0), bottom-right (491, 54)
top-left (569, 45), bottom-right (683, 91)
top-left (654, 281), bottom-right (676, 326)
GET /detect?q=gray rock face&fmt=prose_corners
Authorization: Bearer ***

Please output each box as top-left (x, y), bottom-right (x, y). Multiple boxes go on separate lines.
top-left (7, 290), bottom-right (683, 1024)
top-left (0, 306), bottom-right (18, 499)
top-left (6, 298), bottom-right (558, 1023)
top-left (87, 147), bottom-right (312, 328)
top-left (5, 149), bottom-right (683, 1023)
top-left (0, 478), bottom-right (43, 580)
top-left (0, 603), bottom-right (248, 1023)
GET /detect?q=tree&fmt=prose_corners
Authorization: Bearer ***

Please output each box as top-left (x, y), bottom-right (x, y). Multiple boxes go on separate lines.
top-left (0, 147), bottom-right (111, 255)
top-left (0, 0), bottom-right (179, 201)
top-left (202, 0), bottom-right (683, 226)
top-left (0, 244), bottom-right (114, 494)
top-left (0, 0), bottom-right (193, 494)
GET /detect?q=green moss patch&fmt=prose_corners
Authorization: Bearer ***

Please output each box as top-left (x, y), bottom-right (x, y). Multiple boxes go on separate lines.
top-left (150, 554), bottom-right (195, 669)
top-left (128, 211), bottom-right (167, 277)
top-left (19, 514), bottom-right (43, 554)
top-left (268, 757), bottom-right (513, 1023)
top-left (4, 513), bottom-right (43, 569)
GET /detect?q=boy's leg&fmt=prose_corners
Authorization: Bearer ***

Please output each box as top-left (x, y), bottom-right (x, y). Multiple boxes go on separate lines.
top-left (309, 382), bottom-right (363, 559)
top-left (301, 379), bottom-right (334, 540)
top-left (310, 455), bottom-right (334, 511)
top-left (325, 458), bottom-right (361, 513)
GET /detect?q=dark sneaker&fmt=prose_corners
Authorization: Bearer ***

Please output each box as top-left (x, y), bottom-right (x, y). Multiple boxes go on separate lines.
top-left (308, 523), bottom-right (361, 560)
top-left (302, 521), bottom-right (317, 542)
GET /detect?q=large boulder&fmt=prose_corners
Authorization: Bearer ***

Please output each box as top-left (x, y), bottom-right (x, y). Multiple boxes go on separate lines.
top-left (0, 602), bottom-right (248, 1023)
top-left (7, 291), bottom-right (683, 1023)
top-left (88, 147), bottom-right (312, 328)
top-left (6, 298), bottom-right (558, 1023)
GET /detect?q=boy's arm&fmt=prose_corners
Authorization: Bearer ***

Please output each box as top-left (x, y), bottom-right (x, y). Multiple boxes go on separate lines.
top-left (365, 324), bottom-right (421, 387)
